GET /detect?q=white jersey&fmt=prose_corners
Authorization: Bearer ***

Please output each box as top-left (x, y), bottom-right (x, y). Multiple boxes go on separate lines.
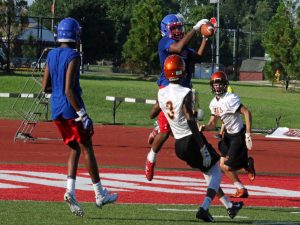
top-left (209, 92), bottom-right (244, 134)
top-left (158, 84), bottom-right (192, 139)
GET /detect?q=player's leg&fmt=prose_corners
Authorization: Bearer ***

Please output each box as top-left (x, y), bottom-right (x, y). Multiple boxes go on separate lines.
top-left (145, 111), bottom-right (170, 181)
top-left (54, 118), bottom-right (85, 216)
top-left (78, 133), bottom-right (118, 208)
top-left (147, 121), bottom-right (160, 145)
top-left (196, 163), bottom-right (222, 222)
top-left (246, 156), bottom-right (256, 181)
top-left (219, 135), bottom-right (249, 198)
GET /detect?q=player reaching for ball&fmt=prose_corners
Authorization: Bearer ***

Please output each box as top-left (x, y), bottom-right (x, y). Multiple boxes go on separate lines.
top-left (145, 13), bottom-right (211, 181)
top-left (42, 17), bottom-right (117, 217)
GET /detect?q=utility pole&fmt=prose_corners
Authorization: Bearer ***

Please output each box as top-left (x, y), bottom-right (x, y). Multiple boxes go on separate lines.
top-left (51, 0), bottom-right (56, 32)
top-left (216, 0), bottom-right (220, 67)
top-left (210, 0), bottom-right (220, 68)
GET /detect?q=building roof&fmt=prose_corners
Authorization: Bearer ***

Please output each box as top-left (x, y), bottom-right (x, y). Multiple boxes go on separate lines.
top-left (240, 58), bottom-right (266, 72)
top-left (17, 18), bottom-right (55, 42)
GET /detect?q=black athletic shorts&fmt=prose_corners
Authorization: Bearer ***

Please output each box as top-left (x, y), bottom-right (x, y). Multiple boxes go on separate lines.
top-left (175, 133), bottom-right (220, 172)
top-left (218, 127), bottom-right (248, 170)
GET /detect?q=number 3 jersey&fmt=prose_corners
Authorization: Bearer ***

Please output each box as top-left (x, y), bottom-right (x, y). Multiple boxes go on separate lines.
top-left (209, 92), bottom-right (244, 134)
top-left (158, 84), bottom-right (192, 139)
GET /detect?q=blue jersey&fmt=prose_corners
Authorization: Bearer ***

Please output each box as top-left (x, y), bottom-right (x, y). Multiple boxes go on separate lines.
top-left (157, 36), bottom-right (196, 88)
top-left (47, 47), bottom-right (84, 120)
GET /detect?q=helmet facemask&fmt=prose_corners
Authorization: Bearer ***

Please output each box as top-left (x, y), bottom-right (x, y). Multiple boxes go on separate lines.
top-left (167, 22), bottom-right (184, 41)
top-left (210, 79), bottom-right (228, 96)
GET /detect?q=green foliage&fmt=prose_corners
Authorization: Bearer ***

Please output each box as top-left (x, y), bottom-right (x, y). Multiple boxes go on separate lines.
top-left (122, 0), bottom-right (163, 75)
top-left (262, 0), bottom-right (298, 88)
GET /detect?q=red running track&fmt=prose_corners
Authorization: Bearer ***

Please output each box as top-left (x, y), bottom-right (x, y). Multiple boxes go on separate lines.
top-left (0, 120), bottom-right (300, 207)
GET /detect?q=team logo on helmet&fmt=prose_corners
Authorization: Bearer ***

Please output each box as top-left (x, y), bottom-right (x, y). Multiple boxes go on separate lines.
top-left (164, 54), bottom-right (186, 81)
top-left (210, 71), bottom-right (229, 96)
top-left (57, 17), bottom-right (81, 43)
top-left (160, 14), bottom-right (185, 41)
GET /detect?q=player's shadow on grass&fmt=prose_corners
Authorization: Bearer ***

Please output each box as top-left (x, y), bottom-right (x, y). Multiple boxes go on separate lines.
top-left (88, 216), bottom-right (255, 224)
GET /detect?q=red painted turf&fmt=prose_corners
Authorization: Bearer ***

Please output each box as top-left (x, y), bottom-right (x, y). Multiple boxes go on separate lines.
top-left (0, 120), bottom-right (300, 207)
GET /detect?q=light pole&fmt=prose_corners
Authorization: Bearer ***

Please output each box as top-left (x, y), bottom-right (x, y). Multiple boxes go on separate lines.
top-left (210, 0), bottom-right (220, 68)
top-left (248, 15), bottom-right (254, 58)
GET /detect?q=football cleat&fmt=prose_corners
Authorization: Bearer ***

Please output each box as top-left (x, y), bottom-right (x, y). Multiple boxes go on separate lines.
top-left (227, 201), bottom-right (244, 219)
top-left (230, 188), bottom-right (249, 198)
top-left (64, 192), bottom-right (84, 217)
top-left (145, 160), bottom-right (155, 181)
top-left (196, 207), bottom-right (214, 223)
top-left (148, 125), bottom-right (160, 145)
top-left (247, 157), bottom-right (256, 182)
top-left (96, 188), bottom-right (118, 208)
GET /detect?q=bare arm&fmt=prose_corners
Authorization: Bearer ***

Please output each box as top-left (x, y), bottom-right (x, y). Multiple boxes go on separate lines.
top-left (240, 105), bottom-right (252, 134)
top-left (199, 114), bottom-right (218, 131)
top-left (65, 58), bottom-right (81, 112)
top-left (149, 101), bottom-right (161, 119)
top-left (42, 64), bottom-right (52, 93)
top-left (169, 29), bottom-right (197, 53)
top-left (197, 37), bottom-right (207, 57)
top-left (182, 91), bottom-right (205, 148)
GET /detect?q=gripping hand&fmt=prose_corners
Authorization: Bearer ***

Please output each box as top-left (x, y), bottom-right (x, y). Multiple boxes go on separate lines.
top-left (76, 108), bottom-right (93, 132)
top-left (245, 133), bottom-right (252, 150)
top-left (200, 145), bottom-right (211, 167)
top-left (193, 19), bottom-right (209, 31)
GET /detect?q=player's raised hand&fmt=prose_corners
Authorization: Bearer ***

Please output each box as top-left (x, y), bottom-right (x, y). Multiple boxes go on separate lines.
top-left (193, 19), bottom-right (209, 31)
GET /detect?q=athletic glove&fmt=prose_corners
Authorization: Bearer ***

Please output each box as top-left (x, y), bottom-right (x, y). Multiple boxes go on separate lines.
top-left (245, 133), bottom-right (252, 150)
top-left (193, 19), bottom-right (209, 31)
top-left (75, 108), bottom-right (93, 131)
top-left (200, 145), bottom-right (211, 168)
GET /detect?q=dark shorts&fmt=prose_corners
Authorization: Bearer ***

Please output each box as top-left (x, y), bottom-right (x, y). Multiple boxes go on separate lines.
top-left (54, 117), bottom-right (94, 145)
top-left (218, 127), bottom-right (248, 170)
top-left (175, 133), bottom-right (220, 172)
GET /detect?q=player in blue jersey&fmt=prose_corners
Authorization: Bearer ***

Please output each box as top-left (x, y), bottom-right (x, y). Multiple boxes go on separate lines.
top-left (42, 17), bottom-right (117, 217)
top-left (145, 13), bottom-right (209, 181)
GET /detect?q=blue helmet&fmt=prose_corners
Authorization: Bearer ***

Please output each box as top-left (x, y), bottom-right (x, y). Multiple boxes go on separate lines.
top-left (57, 17), bottom-right (81, 43)
top-left (160, 14), bottom-right (185, 41)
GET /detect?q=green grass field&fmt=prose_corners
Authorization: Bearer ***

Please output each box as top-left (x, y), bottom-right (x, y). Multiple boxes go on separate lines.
top-left (1, 201), bottom-right (299, 225)
top-left (1, 67), bottom-right (299, 129)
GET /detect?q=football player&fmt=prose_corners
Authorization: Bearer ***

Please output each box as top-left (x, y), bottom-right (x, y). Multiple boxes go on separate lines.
top-left (150, 55), bottom-right (244, 222)
top-left (199, 71), bottom-right (256, 198)
top-left (42, 17), bottom-right (117, 216)
top-left (145, 13), bottom-right (209, 181)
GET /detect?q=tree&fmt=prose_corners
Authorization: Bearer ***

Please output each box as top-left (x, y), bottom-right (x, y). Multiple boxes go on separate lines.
top-left (262, 0), bottom-right (297, 89)
top-left (122, 0), bottom-right (163, 75)
top-left (0, 0), bottom-right (29, 72)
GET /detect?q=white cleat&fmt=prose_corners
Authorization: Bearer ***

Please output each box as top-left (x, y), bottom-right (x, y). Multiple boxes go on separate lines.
top-left (64, 192), bottom-right (84, 217)
top-left (96, 188), bottom-right (118, 208)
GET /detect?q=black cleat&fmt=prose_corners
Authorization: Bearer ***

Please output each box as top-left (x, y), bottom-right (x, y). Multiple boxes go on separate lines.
top-left (227, 201), bottom-right (244, 219)
top-left (196, 207), bottom-right (214, 223)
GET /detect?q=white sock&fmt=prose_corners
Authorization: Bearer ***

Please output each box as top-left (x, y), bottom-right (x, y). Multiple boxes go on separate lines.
top-left (233, 181), bottom-right (244, 189)
top-left (201, 196), bottom-right (212, 210)
top-left (147, 149), bottom-right (157, 163)
top-left (219, 195), bottom-right (233, 209)
top-left (66, 178), bottom-right (76, 195)
top-left (93, 181), bottom-right (104, 197)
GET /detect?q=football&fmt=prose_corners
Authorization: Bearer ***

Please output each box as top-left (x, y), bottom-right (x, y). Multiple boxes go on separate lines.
top-left (200, 22), bottom-right (214, 37)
